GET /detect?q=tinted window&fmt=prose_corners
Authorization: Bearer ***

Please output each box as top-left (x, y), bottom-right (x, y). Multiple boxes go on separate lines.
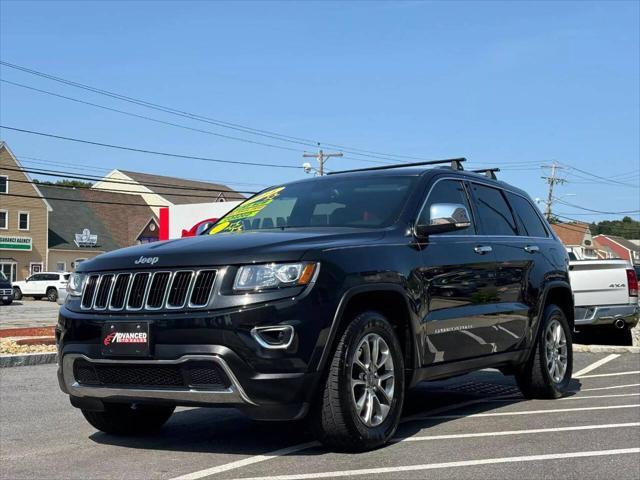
top-left (472, 184), bottom-right (518, 236)
top-left (506, 192), bottom-right (548, 237)
top-left (31, 274), bottom-right (45, 281)
top-left (419, 180), bottom-right (474, 235)
top-left (45, 274), bottom-right (59, 281)
top-left (208, 176), bottom-right (417, 234)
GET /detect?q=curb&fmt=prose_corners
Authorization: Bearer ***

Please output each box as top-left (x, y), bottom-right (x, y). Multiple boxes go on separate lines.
top-left (0, 352), bottom-right (58, 368)
top-left (573, 344), bottom-right (640, 354)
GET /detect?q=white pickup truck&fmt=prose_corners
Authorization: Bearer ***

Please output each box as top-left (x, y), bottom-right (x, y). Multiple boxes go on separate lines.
top-left (570, 259), bottom-right (639, 339)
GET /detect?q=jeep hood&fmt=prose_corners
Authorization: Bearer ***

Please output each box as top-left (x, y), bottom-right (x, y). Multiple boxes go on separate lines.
top-left (77, 228), bottom-right (386, 272)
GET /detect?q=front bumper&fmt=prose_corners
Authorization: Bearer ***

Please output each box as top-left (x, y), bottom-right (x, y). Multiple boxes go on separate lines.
top-left (574, 303), bottom-right (639, 327)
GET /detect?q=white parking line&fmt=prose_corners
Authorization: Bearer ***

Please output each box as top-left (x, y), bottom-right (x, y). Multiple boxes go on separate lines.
top-left (169, 442), bottom-right (320, 480)
top-left (421, 404), bottom-right (639, 421)
top-left (229, 448), bottom-right (640, 480)
top-left (397, 422), bottom-right (639, 442)
top-left (580, 383), bottom-right (640, 392)
top-left (560, 393), bottom-right (639, 400)
top-left (573, 354), bottom-right (620, 378)
top-left (576, 371), bottom-right (640, 379)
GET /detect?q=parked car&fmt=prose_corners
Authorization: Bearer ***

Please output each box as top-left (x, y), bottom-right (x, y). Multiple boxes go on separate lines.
top-left (13, 272), bottom-right (70, 302)
top-left (56, 160), bottom-right (574, 451)
top-left (0, 272), bottom-right (13, 305)
top-left (570, 259), bottom-right (639, 343)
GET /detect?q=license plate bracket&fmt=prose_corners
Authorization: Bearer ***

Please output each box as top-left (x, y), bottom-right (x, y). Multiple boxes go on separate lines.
top-left (101, 322), bottom-right (150, 357)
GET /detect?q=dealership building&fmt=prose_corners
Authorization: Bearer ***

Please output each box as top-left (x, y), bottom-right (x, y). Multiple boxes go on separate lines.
top-left (0, 142), bottom-right (243, 281)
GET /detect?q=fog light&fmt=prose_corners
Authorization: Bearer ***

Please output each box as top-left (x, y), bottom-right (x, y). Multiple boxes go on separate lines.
top-left (251, 325), bottom-right (295, 350)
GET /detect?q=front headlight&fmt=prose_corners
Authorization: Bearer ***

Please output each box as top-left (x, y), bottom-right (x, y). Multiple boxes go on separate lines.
top-left (67, 273), bottom-right (86, 296)
top-left (233, 262), bottom-right (318, 291)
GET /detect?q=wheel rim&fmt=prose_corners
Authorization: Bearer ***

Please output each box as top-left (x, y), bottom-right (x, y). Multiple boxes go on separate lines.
top-left (48, 291), bottom-right (56, 301)
top-left (350, 333), bottom-right (395, 427)
top-left (544, 319), bottom-right (568, 383)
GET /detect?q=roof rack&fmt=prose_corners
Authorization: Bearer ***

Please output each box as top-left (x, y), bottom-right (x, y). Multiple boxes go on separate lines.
top-left (327, 158), bottom-right (466, 175)
top-left (471, 168), bottom-right (500, 180)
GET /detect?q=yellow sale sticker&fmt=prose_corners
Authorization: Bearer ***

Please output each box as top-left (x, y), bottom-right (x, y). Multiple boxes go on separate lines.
top-left (208, 186), bottom-right (285, 235)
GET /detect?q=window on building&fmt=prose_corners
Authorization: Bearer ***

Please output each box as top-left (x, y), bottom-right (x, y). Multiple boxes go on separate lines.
top-left (0, 175), bottom-right (7, 194)
top-left (56, 262), bottom-right (67, 272)
top-left (0, 210), bottom-right (7, 229)
top-left (472, 184), bottom-right (518, 236)
top-left (18, 212), bottom-right (30, 231)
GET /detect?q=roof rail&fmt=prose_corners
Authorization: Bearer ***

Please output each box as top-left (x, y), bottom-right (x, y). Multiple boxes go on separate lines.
top-left (471, 168), bottom-right (500, 180)
top-left (327, 158), bottom-right (466, 175)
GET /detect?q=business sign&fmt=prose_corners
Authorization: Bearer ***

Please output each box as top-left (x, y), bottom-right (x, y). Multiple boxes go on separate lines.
top-left (0, 235), bottom-right (32, 251)
top-left (74, 228), bottom-right (98, 247)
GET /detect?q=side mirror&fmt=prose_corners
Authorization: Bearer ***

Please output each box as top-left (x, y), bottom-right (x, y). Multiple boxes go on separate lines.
top-left (415, 203), bottom-right (472, 237)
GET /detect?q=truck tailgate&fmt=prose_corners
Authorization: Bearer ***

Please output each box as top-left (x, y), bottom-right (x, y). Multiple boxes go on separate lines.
top-left (569, 260), bottom-right (632, 307)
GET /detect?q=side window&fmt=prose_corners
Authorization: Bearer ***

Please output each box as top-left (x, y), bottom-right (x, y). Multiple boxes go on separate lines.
top-left (419, 179), bottom-right (474, 235)
top-left (505, 192), bottom-right (549, 238)
top-left (31, 274), bottom-right (45, 281)
top-left (472, 184), bottom-right (518, 236)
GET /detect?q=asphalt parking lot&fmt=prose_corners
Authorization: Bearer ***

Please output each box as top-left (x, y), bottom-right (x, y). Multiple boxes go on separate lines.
top-left (1, 352), bottom-right (639, 480)
top-left (0, 298), bottom-right (59, 329)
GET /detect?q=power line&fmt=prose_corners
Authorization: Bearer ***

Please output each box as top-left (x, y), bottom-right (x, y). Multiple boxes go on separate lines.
top-left (1, 79), bottom-right (303, 154)
top-left (553, 198), bottom-right (640, 215)
top-left (559, 162), bottom-right (639, 188)
top-left (2, 78), bottom-right (393, 166)
top-left (1, 192), bottom-right (168, 208)
top-left (0, 165), bottom-right (257, 194)
top-left (17, 155), bottom-right (270, 187)
top-left (0, 60), bottom-right (430, 163)
top-left (0, 125), bottom-right (302, 169)
top-left (4, 177), bottom-right (254, 199)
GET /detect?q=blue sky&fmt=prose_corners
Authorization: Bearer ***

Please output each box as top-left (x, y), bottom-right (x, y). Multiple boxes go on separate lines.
top-left (1, 0), bottom-right (638, 221)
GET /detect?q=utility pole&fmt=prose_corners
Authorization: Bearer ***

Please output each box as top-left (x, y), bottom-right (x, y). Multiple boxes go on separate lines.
top-left (541, 161), bottom-right (567, 220)
top-left (303, 144), bottom-right (343, 176)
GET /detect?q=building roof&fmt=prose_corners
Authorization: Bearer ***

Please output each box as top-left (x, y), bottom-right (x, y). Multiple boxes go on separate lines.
top-left (0, 141), bottom-right (53, 212)
top-left (118, 170), bottom-right (245, 204)
top-left (551, 222), bottom-right (591, 246)
top-left (38, 184), bottom-right (157, 251)
top-left (595, 234), bottom-right (640, 253)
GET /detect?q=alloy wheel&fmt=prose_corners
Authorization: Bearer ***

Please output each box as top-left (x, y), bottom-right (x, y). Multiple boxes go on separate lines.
top-left (350, 333), bottom-right (395, 427)
top-left (544, 319), bottom-right (568, 383)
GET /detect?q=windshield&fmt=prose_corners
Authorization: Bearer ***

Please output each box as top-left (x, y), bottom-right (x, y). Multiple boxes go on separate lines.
top-left (208, 176), bottom-right (417, 234)
top-left (0, 272), bottom-right (6, 281)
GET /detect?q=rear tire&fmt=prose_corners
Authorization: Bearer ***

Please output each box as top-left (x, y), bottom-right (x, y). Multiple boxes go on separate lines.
top-left (516, 304), bottom-right (572, 399)
top-left (46, 288), bottom-right (58, 302)
top-left (13, 288), bottom-right (22, 301)
top-left (311, 311), bottom-right (405, 451)
top-left (81, 403), bottom-right (175, 435)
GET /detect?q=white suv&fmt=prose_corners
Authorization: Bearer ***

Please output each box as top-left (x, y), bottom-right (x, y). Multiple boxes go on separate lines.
top-left (13, 272), bottom-right (70, 302)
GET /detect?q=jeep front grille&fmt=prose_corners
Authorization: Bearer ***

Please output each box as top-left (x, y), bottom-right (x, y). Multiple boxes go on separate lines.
top-left (80, 269), bottom-right (217, 311)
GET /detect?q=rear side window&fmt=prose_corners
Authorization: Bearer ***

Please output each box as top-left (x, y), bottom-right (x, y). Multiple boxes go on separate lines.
top-left (471, 184), bottom-right (518, 236)
top-left (419, 179), bottom-right (474, 235)
top-left (506, 192), bottom-right (548, 238)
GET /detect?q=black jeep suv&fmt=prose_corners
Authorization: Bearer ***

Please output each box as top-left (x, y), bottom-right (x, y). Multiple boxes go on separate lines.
top-left (56, 159), bottom-right (574, 451)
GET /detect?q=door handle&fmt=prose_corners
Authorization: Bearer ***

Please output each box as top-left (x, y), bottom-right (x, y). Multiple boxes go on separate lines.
top-left (474, 245), bottom-right (493, 255)
top-left (524, 245), bottom-right (540, 253)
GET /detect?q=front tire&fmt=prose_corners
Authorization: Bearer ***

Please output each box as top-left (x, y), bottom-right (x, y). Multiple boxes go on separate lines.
top-left (311, 311), bottom-right (405, 451)
top-left (81, 403), bottom-right (175, 435)
top-left (13, 288), bottom-right (22, 301)
top-left (516, 304), bottom-right (573, 399)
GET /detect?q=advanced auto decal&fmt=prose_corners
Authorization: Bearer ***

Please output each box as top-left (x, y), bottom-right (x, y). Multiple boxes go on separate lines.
top-left (208, 186), bottom-right (285, 234)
